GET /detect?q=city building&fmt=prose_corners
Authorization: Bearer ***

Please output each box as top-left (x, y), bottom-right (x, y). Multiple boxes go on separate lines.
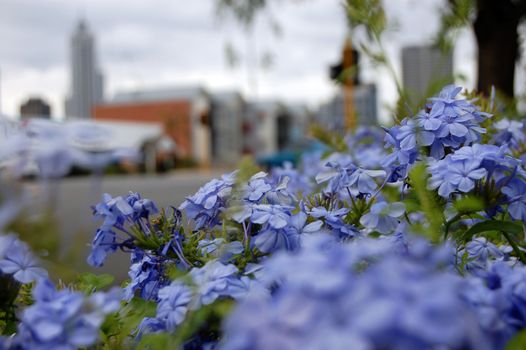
top-left (402, 45), bottom-right (453, 104)
top-left (19, 97), bottom-right (51, 119)
top-left (93, 86), bottom-right (211, 166)
top-left (317, 83), bottom-right (378, 130)
top-left (65, 19), bottom-right (104, 119)
top-left (210, 91), bottom-right (245, 164)
top-left (249, 101), bottom-right (294, 156)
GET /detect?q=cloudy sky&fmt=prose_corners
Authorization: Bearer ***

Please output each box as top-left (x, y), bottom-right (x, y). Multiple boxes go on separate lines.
top-left (0, 0), bottom-right (483, 122)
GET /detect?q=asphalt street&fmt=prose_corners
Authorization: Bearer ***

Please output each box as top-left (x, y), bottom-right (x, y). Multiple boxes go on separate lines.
top-left (24, 169), bottom-right (227, 280)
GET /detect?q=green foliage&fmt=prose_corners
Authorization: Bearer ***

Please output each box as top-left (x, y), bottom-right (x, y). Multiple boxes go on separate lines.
top-left (216, 0), bottom-right (268, 30)
top-left (346, 0), bottom-right (386, 40)
top-left (74, 273), bottom-right (115, 294)
top-left (134, 299), bottom-right (234, 350)
top-left (453, 196), bottom-right (485, 213)
top-left (8, 211), bottom-right (60, 261)
top-left (100, 297), bottom-right (156, 349)
top-left (506, 329), bottom-right (526, 350)
top-left (173, 299), bottom-right (234, 349)
top-left (408, 163), bottom-right (444, 243)
top-left (233, 156), bottom-right (261, 186)
top-left (136, 333), bottom-right (174, 350)
top-left (461, 220), bottom-right (523, 241)
top-left (435, 0), bottom-right (474, 51)
top-left (0, 275), bottom-right (20, 335)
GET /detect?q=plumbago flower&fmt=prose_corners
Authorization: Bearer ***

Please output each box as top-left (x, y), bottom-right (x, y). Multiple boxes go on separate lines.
top-left (428, 143), bottom-right (520, 200)
top-left (221, 234), bottom-right (494, 350)
top-left (502, 178), bottom-right (526, 221)
top-left (31, 85), bottom-right (526, 349)
top-left (11, 279), bottom-right (121, 350)
top-left (88, 192), bottom-right (162, 267)
top-left (0, 233), bottom-right (47, 284)
top-left (271, 161), bottom-right (314, 196)
top-left (465, 237), bottom-right (502, 262)
top-left (360, 202), bottom-right (405, 234)
top-left (309, 206), bottom-right (358, 239)
top-left (180, 171), bottom-right (237, 230)
top-left (462, 262), bottom-right (526, 348)
top-left (346, 127), bottom-right (388, 169)
top-left (315, 154), bottom-right (385, 197)
top-left (138, 260), bottom-right (253, 336)
top-left (382, 85), bottom-right (490, 180)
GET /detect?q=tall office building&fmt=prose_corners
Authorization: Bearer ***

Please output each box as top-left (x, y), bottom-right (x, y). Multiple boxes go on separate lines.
top-left (65, 20), bottom-right (104, 119)
top-left (402, 45), bottom-right (453, 103)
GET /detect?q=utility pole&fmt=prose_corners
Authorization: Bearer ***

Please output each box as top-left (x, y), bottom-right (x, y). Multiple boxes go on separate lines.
top-left (342, 38), bottom-right (356, 131)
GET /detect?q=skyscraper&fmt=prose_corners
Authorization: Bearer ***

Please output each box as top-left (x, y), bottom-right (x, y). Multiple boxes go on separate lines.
top-left (65, 20), bottom-right (104, 119)
top-left (402, 45), bottom-right (453, 104)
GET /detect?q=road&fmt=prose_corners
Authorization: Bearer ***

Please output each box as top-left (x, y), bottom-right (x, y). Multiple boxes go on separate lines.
top-left (24, 169), bottom-right (227, 280)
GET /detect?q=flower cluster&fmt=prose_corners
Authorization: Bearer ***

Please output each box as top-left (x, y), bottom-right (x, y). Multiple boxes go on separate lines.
top-left (382, 85), bottom-right (491, 180)
top-left (139, 260), bottom-right (251, 336)
top-left (4, 84), bottom-right (526, 350)
top-left (222, 234), bottom-right (497, 350)
top-left (428, 143), bottom-right (521, 211)
top-left (9, 279), bottom-right (120, 350)
top-left (88, 192), bottom-right (162, 267)
top-left (180, 171), bottom-right (237, 230)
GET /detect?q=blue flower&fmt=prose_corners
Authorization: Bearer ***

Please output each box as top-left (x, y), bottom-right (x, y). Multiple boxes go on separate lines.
top-left (92, 193), bottom-right (134, 229)
top-left (347, 168), bottom-right (385, 195)
top-left (154, 281), bottom-right (193, 332)
top-left (465, 237), bottom-right (502, 261)
top-left (448, 159), bottom-right (487, 193)
top-left (309, 207), bottom-right (358, 239)
top-left (198, 238), bottom-right (244, 262)
top-left (429, 156), bottom-right (486, 197)
top-left (502, 178), bottom-right (526, 221)
top-left (222, 234), bottom-right (491, 350)
top-left (462, 262), bottom-right (526, 348)
top-left (0, 237), bottom-right (47, 284)
top-left (315, 154), bottom-right (356, 193)
top-left (126, 192), bottom-right (159, 220)
top-left (180, 171), bottom-right (236, 230)
top-left (124, 254), bottom-right (167, 301)
top-left (87, 229), bottom-right (117, 267)
top-left (250, 204), bottom-right (291, 229)
top-left (360, 202), bottom-right (405, 234)
top-left (285, 212), bottom-right (323, 239)
top-left (493, 119), bottom-right (525, 149)
top-left (189, 261), bottom-right (248, 307)
top-left (14, 279), bottom-right (120, 349)
top-left (271, 162), bottom-right (313, 195)
top-left (244, 172), bottom-right (272, 202)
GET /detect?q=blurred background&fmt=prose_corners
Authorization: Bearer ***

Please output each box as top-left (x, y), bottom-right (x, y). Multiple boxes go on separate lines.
top-left (2, 0), bottom-right (526, 279)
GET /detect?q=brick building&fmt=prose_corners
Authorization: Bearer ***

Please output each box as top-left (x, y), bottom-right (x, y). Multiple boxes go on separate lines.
top-left (92, 87), bottom-right (211, 165)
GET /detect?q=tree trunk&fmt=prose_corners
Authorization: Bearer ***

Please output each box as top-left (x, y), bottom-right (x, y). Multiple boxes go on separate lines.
top-left (474, 0), bottom-right (521, 98)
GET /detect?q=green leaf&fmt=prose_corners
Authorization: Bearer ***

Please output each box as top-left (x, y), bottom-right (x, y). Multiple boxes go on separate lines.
top-left (408, 163), bottom-right (444, 243)
top-left (75, 273), bottom-right (114, 293)
top-left (506, 329), bottom-right (526, 350)
top-left (136, 333), bottom-right (173, 350)
top-left (453, 196), bottom-right (484, 213)
top-left (462, 220), bottom-right (523, 241)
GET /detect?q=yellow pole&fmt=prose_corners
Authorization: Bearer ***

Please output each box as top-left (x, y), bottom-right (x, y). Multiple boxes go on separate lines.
top-left (343, 38), bottom-right (356, 131)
